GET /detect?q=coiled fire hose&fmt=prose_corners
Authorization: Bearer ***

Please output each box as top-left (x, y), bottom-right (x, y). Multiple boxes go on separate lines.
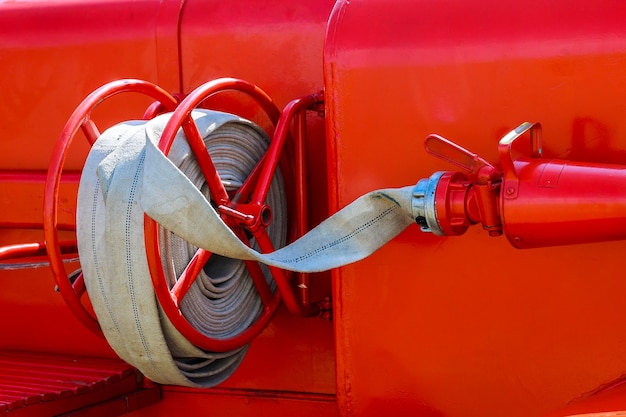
top-left (77, 110), bottom-right (415, 387)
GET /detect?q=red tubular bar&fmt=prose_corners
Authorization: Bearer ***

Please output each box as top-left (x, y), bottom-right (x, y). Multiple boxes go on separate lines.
top-left (0, 241), bottom-right (77, 263)
top-left (250, 94), bottom-right (320, 206)
top-left (250, 228), bottom-right (320, 317)
top-left (169, 249), bottom-right (211, 308)
top-left (44, 79), bottom-right (179, 335)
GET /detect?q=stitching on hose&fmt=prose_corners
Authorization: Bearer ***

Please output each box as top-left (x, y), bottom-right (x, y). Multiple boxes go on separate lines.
top-left (124, 151), bottom-right (164, 379)
top-left (91, 178), bottom-right (122, 334)
top-left (281, 205), bottom-right (399, 264)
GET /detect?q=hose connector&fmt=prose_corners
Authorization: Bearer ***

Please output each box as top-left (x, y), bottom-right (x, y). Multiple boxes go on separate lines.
top-left (413, 171), bottom-right (477, 236)
top-left (412, 172), bottom-right (444, 235)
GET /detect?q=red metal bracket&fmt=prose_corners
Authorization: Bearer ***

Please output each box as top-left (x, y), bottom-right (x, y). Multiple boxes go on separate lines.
top-left (498, 122), bottom-right (543, 200)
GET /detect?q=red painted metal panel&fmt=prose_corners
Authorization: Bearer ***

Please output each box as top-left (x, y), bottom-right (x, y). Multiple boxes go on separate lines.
top-left (325, 1), bottom-right (626, 416)
top-left (10, 0), bottom-right (626, 416)
top-left (0, 0), bottom-right (181, 356)
top-left (0, 171), bottom-right (79, 230)
top-left (178, 0), bottom-right (333, 105)
top-left (0, 0), bottom-right (173, 171)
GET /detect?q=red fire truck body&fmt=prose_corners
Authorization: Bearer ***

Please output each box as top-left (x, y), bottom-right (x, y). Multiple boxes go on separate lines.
top-left (2, 1), bottom-right (626, 416)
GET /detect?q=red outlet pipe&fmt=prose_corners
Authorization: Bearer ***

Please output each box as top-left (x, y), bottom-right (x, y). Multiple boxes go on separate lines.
top-left (500, 158), bottom-right (626, 248)
top-left (422, 122), bottom-right (626, 249)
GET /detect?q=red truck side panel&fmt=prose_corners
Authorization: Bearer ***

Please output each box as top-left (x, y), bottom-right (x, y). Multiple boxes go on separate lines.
top-left (325, 1), bottom-right (626, 416)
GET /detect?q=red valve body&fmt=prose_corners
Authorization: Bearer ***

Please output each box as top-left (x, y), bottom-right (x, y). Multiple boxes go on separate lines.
top-left (433, 172), bottom-right (476, 236)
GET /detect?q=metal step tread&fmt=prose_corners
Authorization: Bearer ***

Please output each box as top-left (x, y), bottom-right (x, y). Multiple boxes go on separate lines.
top-left (0, 350), bottom-right (158, 416)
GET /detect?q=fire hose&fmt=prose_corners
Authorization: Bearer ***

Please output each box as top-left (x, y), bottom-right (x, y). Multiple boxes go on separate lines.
top-left (76, 109), bottom-right (415, 386)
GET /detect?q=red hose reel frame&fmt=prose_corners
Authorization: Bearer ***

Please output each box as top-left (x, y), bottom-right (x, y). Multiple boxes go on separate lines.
top-left (44, 78), bottom-right (323, 351)
top-left (144, 79), bottom-right (322, 352)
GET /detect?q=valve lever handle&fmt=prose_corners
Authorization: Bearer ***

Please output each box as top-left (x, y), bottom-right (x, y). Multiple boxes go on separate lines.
top-left (425, 134), bottom-right (495, 177)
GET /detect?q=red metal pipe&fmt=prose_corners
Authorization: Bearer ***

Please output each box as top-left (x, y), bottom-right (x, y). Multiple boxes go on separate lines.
top-left (500, 158), bottom-right (626, 248)
top-left (250, 94), bottom-right (319, 206)
top-left (0, 241), bottom-right (77, 262)
top-left (425, 123), bottom-right (626, 249)
top-left (252, 228), bottom-right (319, 317)
top-left (169, 248), bottom-right (211, 308)
top-left (497, 122), bottom-right (626, 248)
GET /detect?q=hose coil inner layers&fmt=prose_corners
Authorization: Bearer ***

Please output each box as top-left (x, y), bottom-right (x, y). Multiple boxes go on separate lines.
top-left (76, 110), bottom-right (286, 387)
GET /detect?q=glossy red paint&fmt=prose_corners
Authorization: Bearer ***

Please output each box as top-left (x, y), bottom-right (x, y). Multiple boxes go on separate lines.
top-left (4, 0), bottom-right (626, 416)
top-left (128, 386), bottom-right (337, 417)
top-left (499, 131), bottom-right (626, 249)
top-left (0, 0), bottom-right (173, 361)
top-left (0, 0), bottom-right (336, 414)
top-left (325, 1), bottom-right (626, 416)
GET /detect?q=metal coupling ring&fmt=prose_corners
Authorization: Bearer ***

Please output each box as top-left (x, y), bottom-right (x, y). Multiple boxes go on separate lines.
top-left (412, 171), bottom-right (445, 236)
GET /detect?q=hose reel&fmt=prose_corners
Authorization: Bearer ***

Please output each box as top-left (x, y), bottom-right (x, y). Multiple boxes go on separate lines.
top-left (46, 77), bottom-right (419, 386)
top-left (45, 78), bottom-right (300, 385)
top-left (77, 110), bottom-right (287, 386)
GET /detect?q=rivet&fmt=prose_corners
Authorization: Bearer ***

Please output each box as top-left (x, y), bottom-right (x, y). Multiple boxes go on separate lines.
top-left (506, 187), bottom-right (515, 195)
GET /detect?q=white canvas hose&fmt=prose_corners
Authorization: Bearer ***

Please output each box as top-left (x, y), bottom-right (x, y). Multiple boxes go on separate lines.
top-left (77, 109), bottom-right (416, 387)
